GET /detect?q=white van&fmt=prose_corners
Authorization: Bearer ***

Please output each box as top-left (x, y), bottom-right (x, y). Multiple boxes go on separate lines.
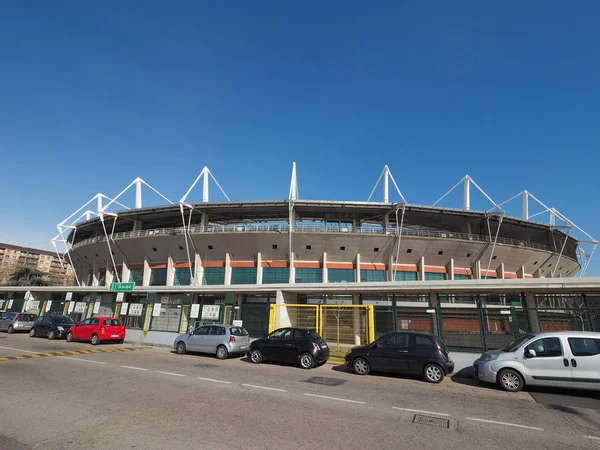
top-left (474, 331), bottom-right (600, 392)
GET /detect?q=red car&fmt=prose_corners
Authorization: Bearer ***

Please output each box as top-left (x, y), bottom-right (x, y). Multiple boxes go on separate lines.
top-left (66, 317), bottom-right (126, 345)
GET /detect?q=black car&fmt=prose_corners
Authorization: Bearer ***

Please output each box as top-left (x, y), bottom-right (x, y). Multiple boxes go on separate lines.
top-left (345, 332), bottom-right (454, 383)
top-left (248, 328), bottom-right (330, 369)
top-left (30, 315), bottom-right (75, 340)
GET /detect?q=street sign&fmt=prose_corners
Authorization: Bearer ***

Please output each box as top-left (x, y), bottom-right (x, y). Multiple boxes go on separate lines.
top-left (110, 282), bottom-right (135, 292)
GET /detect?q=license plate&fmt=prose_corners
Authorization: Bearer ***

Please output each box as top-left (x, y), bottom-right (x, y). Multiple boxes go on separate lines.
top-left (321, 344), bottom-right (328, 349)
top-left (111, 334), bottom-right (119, 338)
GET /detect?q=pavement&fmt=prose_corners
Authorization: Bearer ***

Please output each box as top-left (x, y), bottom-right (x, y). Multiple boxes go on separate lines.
top-left (1, 333), bottom-right (600, 449)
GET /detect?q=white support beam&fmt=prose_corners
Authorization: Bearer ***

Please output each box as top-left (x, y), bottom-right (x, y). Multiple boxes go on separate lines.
top-left (522, 191), bottom-right (529, 220)
top-left (288, 162), bottom-right (298, 201)
top-left (135, 178), bottom-right (142, 209)
top-left (463, 176), bottom-right (470, 211)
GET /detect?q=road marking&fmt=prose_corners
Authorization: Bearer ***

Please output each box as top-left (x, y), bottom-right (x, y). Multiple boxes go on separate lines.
top-left (242, 384), bottom-right (287, 392)
top-left (59, 356), bottom-right (108, 365)
top-left (303, 393), bottom-right (365, 404)
top-left (198, 377), bottom-right (232, 384)
top-left (586, 436), bottom-right (600, 441)
top-left (0, 346), bottom-right (147, 362)
top-left (0, 345), bottom-right (37, 353)
top-left (154, 371), bottom-right (186, 377)
top-left (393, 407), bottom-right (450, 417)
top-left (121, 365), bottom-right (149, 371)
top-left (466, 417), bottom-right (543, 431)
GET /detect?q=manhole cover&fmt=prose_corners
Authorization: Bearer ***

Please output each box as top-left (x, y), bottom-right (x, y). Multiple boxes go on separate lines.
top-left (195, 363), bottom-right (218, 369)
top-left (412, 415), bottom-right (450, 429)
top-left (303, 376), bottom-right (346, 386)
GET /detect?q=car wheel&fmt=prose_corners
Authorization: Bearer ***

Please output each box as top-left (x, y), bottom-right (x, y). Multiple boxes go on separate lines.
top-left (299, 353), bottom-right (315, 369)
top-left (66, 332), bottom-right (73, 342)
top-left (498, 369), bottom-right (524, 392)
top-left (424, 364), bottom-right (444, 383)
top-left (29, 328), bottom-right (36, 338)
top-left (48, 330), bottom-right (56, 340)
top-left (91, 334), bottom-right (100, 346)
top-left (176, 342), bottom-right (186, 355)
top-left (7, 325), bottom-right (14, 334)
top-left (216, 345), bottom-right (229, 360)
top-left (249, 349), bottom-right (263, 364)
top-left (353, 357), bottom-right (371, 376)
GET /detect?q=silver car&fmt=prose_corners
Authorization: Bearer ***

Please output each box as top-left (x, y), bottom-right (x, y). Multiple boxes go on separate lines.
top-left (0, 313), bottom-right (38, 334)
top-left (174, 324), bottom-right (250, 359)
top-left (474, 331), bottom-right (600, 392)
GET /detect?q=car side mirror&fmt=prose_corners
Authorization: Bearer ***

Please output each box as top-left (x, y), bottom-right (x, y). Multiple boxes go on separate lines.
top-left (527, 349), bottom-right (536, 358)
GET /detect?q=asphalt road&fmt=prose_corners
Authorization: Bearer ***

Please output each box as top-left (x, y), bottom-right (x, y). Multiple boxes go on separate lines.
top-left (1, 333), bottom-right (599, 450)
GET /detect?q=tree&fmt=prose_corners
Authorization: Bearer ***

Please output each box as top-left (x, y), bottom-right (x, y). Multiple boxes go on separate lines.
top-left (9, 268), bottom-right (49, 286)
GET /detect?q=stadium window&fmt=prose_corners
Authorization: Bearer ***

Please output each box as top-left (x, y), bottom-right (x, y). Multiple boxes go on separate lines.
top-left (394, 271), bottom-right (418, 282)
top-left (328, 268), bottom-right (355, 283)
top-left (178, 246), bottom-right (184, 251)
top-left (406, 249), bottom-right (412, 254)
top-left (373, 247), bottom-right (379, 252)
top-left (208, 245), bottom-right (213, 250)
top-left (150, 268), bottom-right (167, 286)
top-left (340, 246), bottom-right (346, 251)
top-left (202, 267), bottom-right (225, 285)
top-left (306, 245), bottom-right (312, 250)
top-left (492, 255), bottom-right (497, 260)
top-left (129, 269), bottom-right (144, 286)
top-left (174, 267), bottom-right (194, 286)
top-left (425, 272), bottom-right (446, 281)
top-left (466, 253), bottom-right (472, 257)
top-left (295, 268), bottom-right (322, 283)
top-left (437, 251), bottom-right (444, 256)
top-left (272, 245), bottom-right (278, 250)
top-left (360, 270), bottom-right (386, 282)
top-left (231, 267), bottom-right (257, 285)
top-left (262, 267), bottom-right (289, 284)
top-left (152, 248), bottom-right (157, 252)
top-left (454, 274), bottom-right (470, 280)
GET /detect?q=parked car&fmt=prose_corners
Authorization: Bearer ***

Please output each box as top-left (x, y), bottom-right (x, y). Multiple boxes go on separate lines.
top-left (474, 331), bottom-right (600, 392)
top-left (66, 317), bottom-right (126, 345)
top-left (0, 313), bottom-right (38, 334)
top-left (174, 324), bottom-right (250, 359)
top-left (345, 332), bottom-right (454, 383)
top-left (30, 315), bottom-right (74, 340)
top-left (247, 328), bottom-right (330, 369)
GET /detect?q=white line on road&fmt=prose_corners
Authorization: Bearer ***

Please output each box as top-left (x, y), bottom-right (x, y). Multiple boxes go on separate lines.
top-left (586, 436), bottom-right (600, 441)
top-left (59, 356), bottom-right (108, 365)
top-left (241, 384), bottom-right (287, 392)
top-left (121, 365), bottom-right (149, 371)
top-left (466, 417), bottom-right (543, 431)
top-left (198, 377), bottom-right (232, 384)
top-left (393, 407), bottom-right (450, 417)
top-left (0, 345), bottom-right (38, 354)
top-left (303, 393), bottom-right (365, 404)
top-left (154, 371), bottom-right (186, 377)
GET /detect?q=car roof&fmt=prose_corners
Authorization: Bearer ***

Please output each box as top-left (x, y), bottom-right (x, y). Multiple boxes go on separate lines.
top-left (531, 331), bottom-right (600, 338)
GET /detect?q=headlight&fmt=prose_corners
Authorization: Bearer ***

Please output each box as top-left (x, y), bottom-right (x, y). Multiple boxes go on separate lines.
top-left (347, 349), bottom-right (353, 355)
top-left (57, 326), bottom-right (64, 331)
top-left (480, 353), bottom-right (499, 362)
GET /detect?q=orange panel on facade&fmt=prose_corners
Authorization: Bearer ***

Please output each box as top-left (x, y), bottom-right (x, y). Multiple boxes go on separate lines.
top-left (480, 270), bottom-right (497, 278)
top-left (326, 262), bottom-right (354, 269)
top-left (454, 268), bottom-right (472, 276)
top-left (424, 266), bottom-right (447, 274)
top-left (150, 263), bottom-right (167, 269)
top-left (261, 261), bottom-right (289, 268)
top-left (294, 261), bottom-right (322, 269)
top-left (393, 264), bottom-right (418, 272)
top-left (360, 263), bottom-right (387, 271)
top-left (504, 272), bottom-right (518, 279)
top-left (128, 264), bottom-right (144, 270)
top-left (230, 261), bottom-right (256, 268)
top-left (173, 262), bottom-right (192, 269)
top-left (202, 261), bottom-right (225, 268)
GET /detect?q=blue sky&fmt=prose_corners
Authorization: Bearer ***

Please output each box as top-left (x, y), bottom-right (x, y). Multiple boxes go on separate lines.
top-left (0, 1), bottom-right (598, 274)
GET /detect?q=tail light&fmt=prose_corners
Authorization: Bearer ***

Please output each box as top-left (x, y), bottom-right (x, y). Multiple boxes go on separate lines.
top-left (313, 342), bottom-right (320, 352)
top-left (229, 336), bottom-right (236, 343)
top-left (437, 348), bottom-right (448, 362)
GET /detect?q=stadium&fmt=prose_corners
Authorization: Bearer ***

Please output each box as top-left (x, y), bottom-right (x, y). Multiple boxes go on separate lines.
top-left (3, 164), bottom-right (599, 352)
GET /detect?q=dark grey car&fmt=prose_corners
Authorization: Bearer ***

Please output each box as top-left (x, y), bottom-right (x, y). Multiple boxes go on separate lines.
top-left (0, 313), bottom-right (38, 333)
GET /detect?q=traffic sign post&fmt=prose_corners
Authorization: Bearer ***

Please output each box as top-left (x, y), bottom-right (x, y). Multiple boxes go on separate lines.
top-left (110, 282), bottom-right (135, 292)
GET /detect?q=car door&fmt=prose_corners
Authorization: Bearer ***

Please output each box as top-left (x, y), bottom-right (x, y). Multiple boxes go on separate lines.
top-left (187, 326), bottom-right (210, 352)
top-left (205, 326), bottom-right (223, 354)
top-left (71, 319), bottom-right (87, 340)
top-left (567, 336), bottom-right (600, 390)
top-left (286, 329), bottom-right (308, 363)
top-left (0, 314), bottom-right (13, 331)
top-left (87, 318), bottom-right (100, 340)
top-left (37, 317), bottom-right (51, 336)
top-left (408, 334), bottom-right (438, 374)
top-left (76, 319), bottom-right (92, 341)
top-left (369, 333), bottom-right (410, 372)
top-left (522, 336), bottom-right (573, 388)
top-left (262, 328), bottom-right (292, 360)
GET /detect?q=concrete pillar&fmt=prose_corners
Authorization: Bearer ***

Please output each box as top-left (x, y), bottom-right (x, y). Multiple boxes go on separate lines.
top-left (200, 212), bottom-right (209, 227)
top-left (516, 266), bottom-right (525, 279)
top-left (289, 262), bottom-right (295, 284)
top-left (122, 261), bottom-right (130, 285)
top-left (194, 253), bottom-right (202, 286)
top-left (92, 260), bottom-right (99, 286)
top-left (322, 252), bottom-right (328, 283)
top-left (133, 220), bottom-right (143, 232)
top-left (388, 254), bottom-right (394, 281)
top-left (106, 267), bottom-right (114, 286)
top-left (256, 252), bottom-right (263, 285)
top-left (525, 292), bottom-right (541, 332)
top-left (430, 292), bottom-right (440, 336)
top-left (355, 253), bottom-right (361, 283)
top-left (142, 258), bottom-right (151, 286)
top-left (472, 260), bottom-right (482, 280)
top-left (418, 256), bottom-right (425, 281)
top-left (166, 254), bottom-right (175, 286)
top-left (352, 293), bottom-right (361, 345)
top-left (383, 212), bottom-right (390, 230)
top-left (446, 258), bottom-right (454, 281)
top-left (275, 290), bottom-right (292, 328)
top-left (225, 253), bottom-right (232, 285)
top-left (430, 291), bottom-right (439, 307)
top-left (496, 263), bottom-right (505, 280)
top-left (533, 269), bottom-right (542, 278)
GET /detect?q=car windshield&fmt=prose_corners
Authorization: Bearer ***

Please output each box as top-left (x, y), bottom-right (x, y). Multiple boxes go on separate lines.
top-left (230, 327), bottom-right (249, 336)
top-left (502, 334), bottom-right (535, 352)
top-left (54, 316), bottom-right (74, 324)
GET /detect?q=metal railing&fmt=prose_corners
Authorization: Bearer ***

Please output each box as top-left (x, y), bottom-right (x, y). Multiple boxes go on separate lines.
top-left (72, 223), bottom-right (552, 252)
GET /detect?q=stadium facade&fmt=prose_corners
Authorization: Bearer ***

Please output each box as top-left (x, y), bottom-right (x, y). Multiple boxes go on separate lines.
top-left (1, 165), bottom-right (599, 351)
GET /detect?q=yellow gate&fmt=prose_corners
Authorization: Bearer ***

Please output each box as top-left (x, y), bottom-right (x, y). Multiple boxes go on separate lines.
top-left (268, 304), bottom-right (374, 357)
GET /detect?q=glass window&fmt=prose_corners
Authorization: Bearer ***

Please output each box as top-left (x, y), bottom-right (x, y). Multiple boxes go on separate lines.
top-left (174, 267), bottom-right (194, 286)
top-left (296, 268), bottom-right (323, 283)
top-left (79, 319), bottom-right (91, 326)
top-left (150, 268), bottom-right (167, 286)
top-left (425, 272), bottom-right (446, 281)
top-left (231, 267), bottom-right (257, 285)
top-left (209, 326), bottom-right (222, 335)
top-left (202, 267), bottom-right (225, 285)
top-left (103, 319), bottom-right (122, 326)
top-left (412, 335), bottom-right (435, 348)
top-left (328, 268), bottom-right (355, 283)
top-left (525, 337), bottom-right (562, 357)
top-left (360, 270), bottom-right (387, 282)
top-left (294, 329), bottom-right (308, 340)
top-left (394, 271), bottom-right (418, 281)
top-left (262, 267), bottom-right (289, 284)
top-left (268, 328), bottom-right (293, 340)
top-left (129, 269), bottom-right (144, 286)
top-left (150, 302), bottom-right (182, 332)
top-left (230, 327), bottom-right (249, 336)
top-left (193, 326), bottom-right (210, 336)
top-left (90, 318), bottom-right (99, 325)
top-left (380, 333), bottom-right (407, 347)
top-left (568, 338), bottom-right (600, 357)
top-left (454, 274), bottom-right (470, 280)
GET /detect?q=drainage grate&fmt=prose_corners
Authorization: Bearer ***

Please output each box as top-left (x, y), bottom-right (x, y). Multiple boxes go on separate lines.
top-left (303, 376), bottom-right (347, 387)
top-left (412, 415), bottom-right (450, 429)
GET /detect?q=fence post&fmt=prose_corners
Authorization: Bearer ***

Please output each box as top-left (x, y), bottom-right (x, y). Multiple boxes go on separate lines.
top-left (367, 304), bottom-right (375, 343)
top-left (435, 305), bottom-right (443, 338)
top-left (476, 295), bottom-right (487, 352)
top-left (268, 304), bottom-right (276, 333)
